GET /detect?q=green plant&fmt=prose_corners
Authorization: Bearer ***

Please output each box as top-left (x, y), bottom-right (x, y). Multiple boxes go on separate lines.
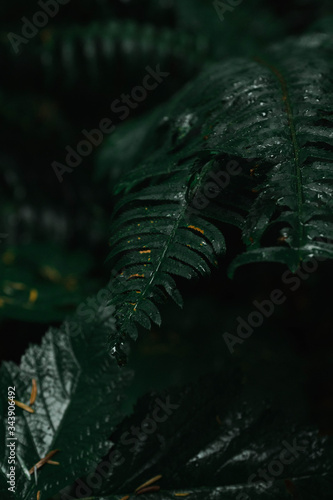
top-left (1, 2), bottom-right (333, 500)
top-left (100, 32), bottom-right (333, 361)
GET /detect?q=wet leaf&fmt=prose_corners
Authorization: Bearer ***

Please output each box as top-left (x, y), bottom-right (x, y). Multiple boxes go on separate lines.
top-left (0, 293), bottom-right (132, 500)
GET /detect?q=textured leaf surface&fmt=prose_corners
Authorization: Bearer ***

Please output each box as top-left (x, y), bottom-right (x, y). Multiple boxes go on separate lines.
top-left (106, 148), bottom-right (237, 362)
top-left (103, 33), bottom-right (333, 361)
top-left (0, 293), bottom-right (132, 500)
top-left (225, 33), bottom-right (333, 274)
top-left (67, 372), bottom-right (333, 499)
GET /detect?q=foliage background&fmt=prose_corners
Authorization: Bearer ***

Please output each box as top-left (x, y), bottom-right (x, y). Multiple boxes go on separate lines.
top-left (1, 1), bottom-right (333, 497)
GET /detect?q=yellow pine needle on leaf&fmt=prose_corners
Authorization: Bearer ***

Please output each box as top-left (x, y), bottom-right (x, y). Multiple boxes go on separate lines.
top-left (29, 450), bottom-right (60, 475)
top-left (29, 379), bottom-right (37, 406)
top-left (9, 399), bottom-right (35, 414)
top-left (135, 474), bottom-right (162, 492)
top-left (136, 485), bottom-right (160, 495)
top-left (28, 289), bottom-right (38, 304)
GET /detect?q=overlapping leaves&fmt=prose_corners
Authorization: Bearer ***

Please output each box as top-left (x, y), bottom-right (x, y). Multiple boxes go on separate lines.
top-left (64, 371), bottom-right (333, 499)
top-left (104, 33), bottom-right (333, 359)
top-left (0, 293), bottom-right (131, 500)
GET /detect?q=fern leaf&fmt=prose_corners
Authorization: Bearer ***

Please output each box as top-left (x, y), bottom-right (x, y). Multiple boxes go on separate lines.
top-left (105, 32), bottom-right (333, 360)
top-left (3, 20), bottom-right (208, 94)
top-left (107, 163), bottom-right (228, 363)
top-left (223, 34), bottom-right (333, 274)
top-left (106, 125), bottom-right (252, 361)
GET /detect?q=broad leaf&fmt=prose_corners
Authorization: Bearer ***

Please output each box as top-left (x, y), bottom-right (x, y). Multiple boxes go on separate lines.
top-left (0, 293), bottom-right (132, 500)
top-left (66, 372), bottom-right (333, 499)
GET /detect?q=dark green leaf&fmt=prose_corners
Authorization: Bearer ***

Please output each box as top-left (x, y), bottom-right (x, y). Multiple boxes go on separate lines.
top-left (0, 293), bottom-right (132, 500)
top-left (72, 372), bottom-right (333, 499)
top-left (104, 33), bottom-right (333, 361)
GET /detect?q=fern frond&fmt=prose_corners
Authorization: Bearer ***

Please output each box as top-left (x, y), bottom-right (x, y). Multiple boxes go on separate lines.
top-left (105, 33), bottom-right (333, 360)
top-left (105, 112), bottom-right (254, 361)
top-left (107, 163), bottom-right (229, 363)
top-left (225, 34), bottom-right (333, 273)
top-left (3, 20), bottom-right (208, 93)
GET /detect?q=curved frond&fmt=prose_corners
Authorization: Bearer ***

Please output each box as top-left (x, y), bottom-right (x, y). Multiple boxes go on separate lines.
top-left (107, 158), bottom-right (231, 363)
top-left (106, 33), bottom-right (333, 360)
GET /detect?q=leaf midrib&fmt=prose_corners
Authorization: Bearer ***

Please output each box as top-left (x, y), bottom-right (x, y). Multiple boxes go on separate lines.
top-left (123, 197), bottom-right (187, 325)
top-left (122, 159), bottom-right (215, 325)
top-left (256, 58), bottom-right (305, 254)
